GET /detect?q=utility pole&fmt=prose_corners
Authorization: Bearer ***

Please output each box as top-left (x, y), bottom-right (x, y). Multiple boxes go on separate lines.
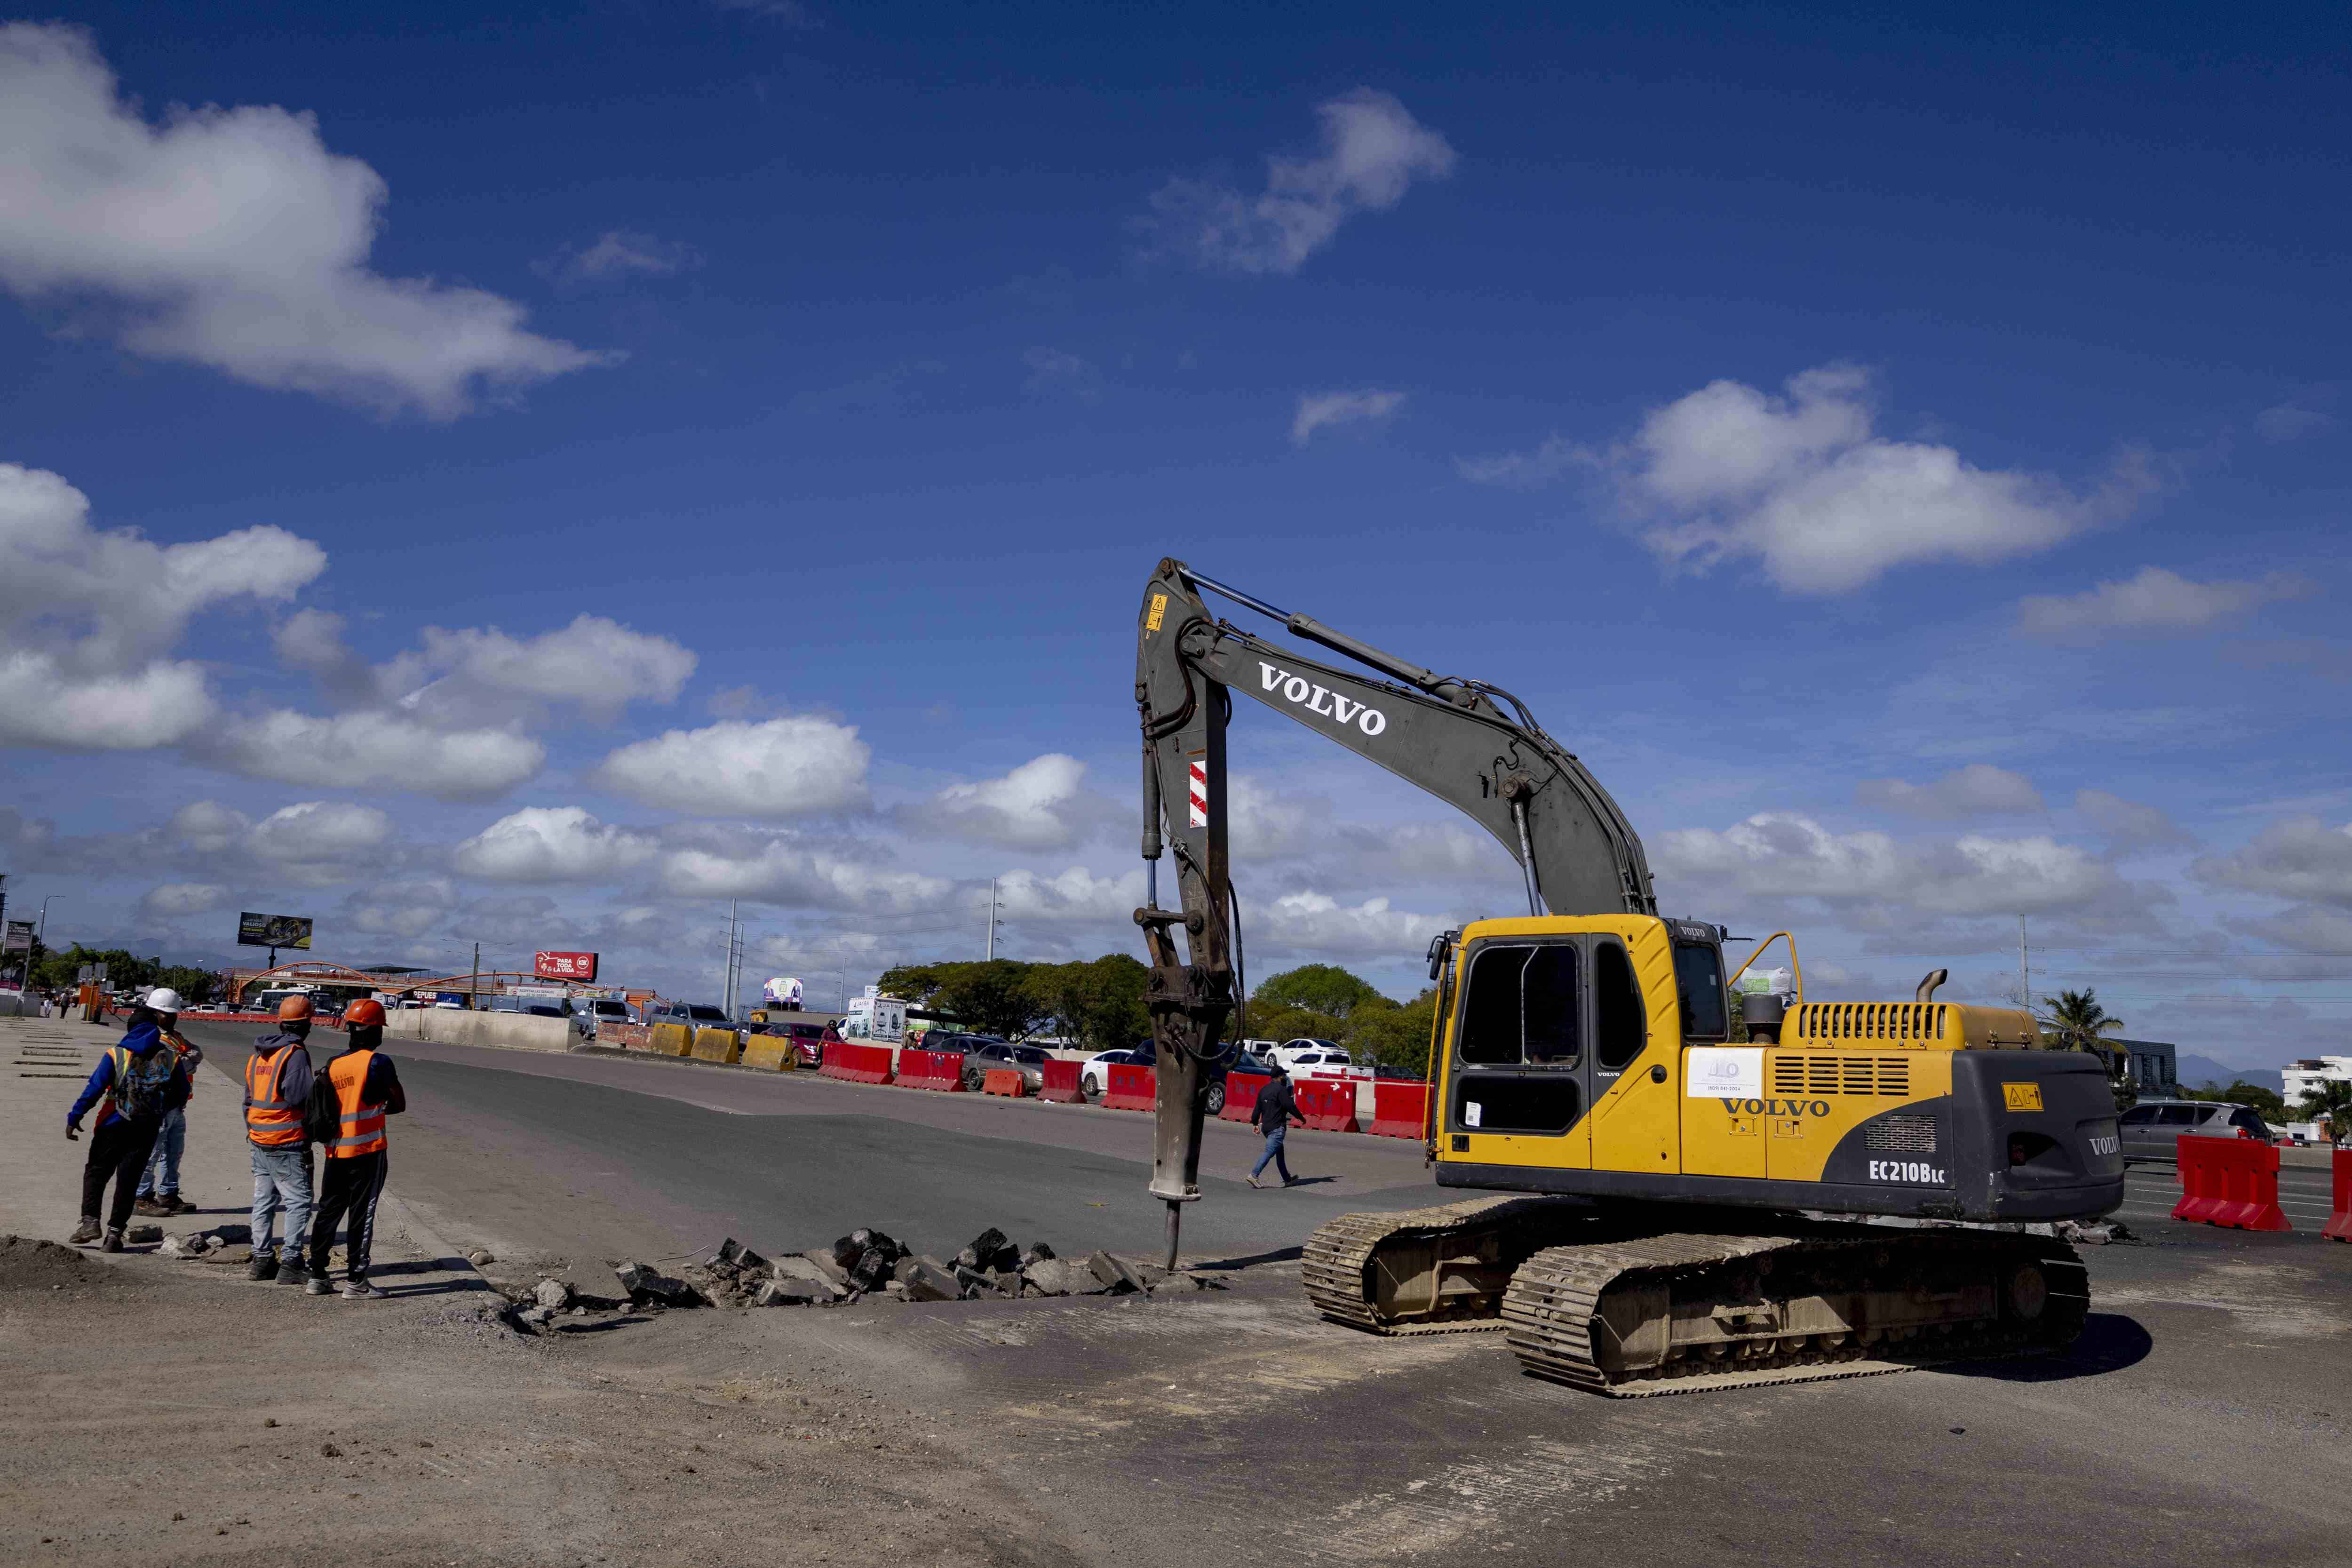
top-left (471, 941), bottom-right (480, 1010)
top-left (723, 899), bottom-right (739, 1019)
top-left (985, 878), bottom-right (1000, 961)
top-left (2018, 916), bottom-right (2028, 1010)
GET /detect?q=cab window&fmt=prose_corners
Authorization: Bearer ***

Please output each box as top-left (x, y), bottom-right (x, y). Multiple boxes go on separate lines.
top-left (1594, 942), bottom-right (1645, 1072)
top-left (1456, 943), bottom-right (1580, 1067)
top-left (1673, 944), bottom-right (1727, 1041)
top-left (2118, 1106), bottom-right (2160, 1126)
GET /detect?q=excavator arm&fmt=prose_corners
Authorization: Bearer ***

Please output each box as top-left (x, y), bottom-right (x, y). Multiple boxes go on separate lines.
top-left (1132, 557), bottom-right (1658, 1263)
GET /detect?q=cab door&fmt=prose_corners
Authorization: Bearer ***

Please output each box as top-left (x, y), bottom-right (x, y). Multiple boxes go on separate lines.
top-left (1445, 938), bottom-right (1592, 1169)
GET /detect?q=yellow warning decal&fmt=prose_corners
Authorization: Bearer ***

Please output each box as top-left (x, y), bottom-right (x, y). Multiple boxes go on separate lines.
top-left (1145, 593), bottom-right (1167, 631)
top-left (2001, 1082), bottom-right (2044, 1112)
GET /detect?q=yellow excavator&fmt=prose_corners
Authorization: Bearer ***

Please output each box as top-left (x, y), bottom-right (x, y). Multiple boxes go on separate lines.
top-left (1132, 558), bottom-right (2124, 1396)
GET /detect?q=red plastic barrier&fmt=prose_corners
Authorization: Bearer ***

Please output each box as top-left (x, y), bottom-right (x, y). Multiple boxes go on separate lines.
top-left (1294, 1077), bottom-right (1359, 1134)
top-left (1038, 1059), bottom-right (1084, 1103)
top-left (1368, 1081), bottom-right (1430, 1139)
top-left (2325, 1149), bottom-right (2350, 1244)
top-left (819, 1040), bottom-right (895, 1085)
top-left (983, 1067), bottom-right (1026, 1098)
top-left (2171, 1135), bottom-right (2289, 1231)
top-left (897, 1048), bottom-right (966, 1092)
top-left (1102, 1063), bottom-right (1156, 1112)
top-left (1221, 1071), bottom-right (1271, 1122)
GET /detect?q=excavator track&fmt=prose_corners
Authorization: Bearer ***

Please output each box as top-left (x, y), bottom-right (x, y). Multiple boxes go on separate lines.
top-left (1301, 1196), bottom-right (1592, 1335)
top-left (1305, 1202), bottom-right (2089, 1396)
top-left (1502, 1228), bottom-right (2090, 1397)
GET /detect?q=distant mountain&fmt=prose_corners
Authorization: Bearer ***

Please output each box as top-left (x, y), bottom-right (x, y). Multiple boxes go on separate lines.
top-left (2176, 1055), bottom-right (2282, 1096)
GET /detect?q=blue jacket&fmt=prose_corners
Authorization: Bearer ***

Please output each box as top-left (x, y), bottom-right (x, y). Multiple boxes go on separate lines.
top-left (68, 1020), bottom-right (179, 1130)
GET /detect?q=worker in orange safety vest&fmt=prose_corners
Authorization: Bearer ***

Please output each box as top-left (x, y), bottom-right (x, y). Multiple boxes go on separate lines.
top-left (302, 999), bottom-right (405, 1300)
top-left (244, 995), bottom-right (318, 1285)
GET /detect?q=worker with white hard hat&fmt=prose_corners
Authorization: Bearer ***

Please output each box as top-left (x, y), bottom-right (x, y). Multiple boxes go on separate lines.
top-left (132, 986), bottom-right (205, 1218)
top-left (65, 987), bottom-right (196, 1250)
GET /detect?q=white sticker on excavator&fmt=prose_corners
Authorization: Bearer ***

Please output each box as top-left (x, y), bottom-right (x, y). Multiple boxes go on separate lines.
top-left (1686, 1047), bottom-right (1763, 1099)
top-left (1463, 1101), bottom-right (1482, 1128)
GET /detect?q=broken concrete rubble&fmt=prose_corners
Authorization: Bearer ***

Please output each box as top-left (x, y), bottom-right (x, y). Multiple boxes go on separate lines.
top-left (637, 1231), bottom-right (1225, 1311)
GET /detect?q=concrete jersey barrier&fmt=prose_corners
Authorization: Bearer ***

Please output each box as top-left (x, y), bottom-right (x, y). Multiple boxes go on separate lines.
top-left (691, 1027), bottom-right (741, 1065)
top-left (384, 1007), bottom-right (579, 1054)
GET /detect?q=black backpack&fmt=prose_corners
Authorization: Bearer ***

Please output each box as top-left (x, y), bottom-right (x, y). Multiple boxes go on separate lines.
top-left (302, 1074), bottom-right (341, 1146)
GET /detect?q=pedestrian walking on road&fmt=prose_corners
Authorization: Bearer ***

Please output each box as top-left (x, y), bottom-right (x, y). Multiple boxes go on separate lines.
top-left (132, 990), bottom-right (204, 1217)
top-left (64, 996), bottom-right (193, 1250)
top-left (305, 999), bottom-right (405, 1300)
top-left (245, 995), bottom-right (318, 1286)
top-left (1247, 1065), bottom-right (1304, 1188)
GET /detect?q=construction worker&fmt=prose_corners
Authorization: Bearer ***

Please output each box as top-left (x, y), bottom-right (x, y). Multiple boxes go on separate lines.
top-left (132, 988), bottom-right (204, 1216)
top-left (64, 994), bottom-right (193, 1250)
top-left (305, 998), bottom-right (405, 1299)
top-left (245, 994), bottom-right (318, 1285)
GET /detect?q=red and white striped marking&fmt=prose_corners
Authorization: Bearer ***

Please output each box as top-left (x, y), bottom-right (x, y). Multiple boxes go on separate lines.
top-left (1188, 760), bottom-right (1208, 827)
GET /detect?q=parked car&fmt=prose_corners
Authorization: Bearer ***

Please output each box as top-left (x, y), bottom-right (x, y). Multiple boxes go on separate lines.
top-left (649, 1002), bottom-right (731, 1027)
top-left (919, 1032), bottom-right (1004, 1056)
top-left (1273, 1039), bottom-right (1369, 1079)
top-left (753, 1010), bottom-right (843, 1067)
top-left (2117, 1099), bottom-right (2274, 1166)
top-left (961, 1040), bottom-right (1055, 1092)
top-left (1116, 1037), bottom-right (1270, 1114)
top-left (1079, 1048), bottom-right (1139, 1100)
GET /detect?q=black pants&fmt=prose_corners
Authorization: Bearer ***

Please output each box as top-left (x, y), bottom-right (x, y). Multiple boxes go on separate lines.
top-left (80, 1117), bottom-right (161, 1231)
top-left (309, 1152), bottom-right (388, 1280)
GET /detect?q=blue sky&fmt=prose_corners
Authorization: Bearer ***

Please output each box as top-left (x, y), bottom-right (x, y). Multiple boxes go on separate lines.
top-left (1, 2), bottom-right (2347, 1068)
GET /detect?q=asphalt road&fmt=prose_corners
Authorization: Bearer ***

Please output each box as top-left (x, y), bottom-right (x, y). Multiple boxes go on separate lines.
top-left (177, 1024), bottom-right (2352, 1567)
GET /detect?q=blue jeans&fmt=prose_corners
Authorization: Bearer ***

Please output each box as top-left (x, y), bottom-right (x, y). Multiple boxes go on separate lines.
top-left (135, 1107), bottom-right (186, 1199)
top-left (251, 1145), bottom-right (314, 1262)
top-left (1250, 1124), bottom-right (1293, 1183)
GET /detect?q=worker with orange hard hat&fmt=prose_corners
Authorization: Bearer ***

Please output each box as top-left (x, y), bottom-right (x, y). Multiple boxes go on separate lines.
top-left (244, 993), bottom-right (320, 1286)
top-left (304, 997), bottom-right (405, 1300)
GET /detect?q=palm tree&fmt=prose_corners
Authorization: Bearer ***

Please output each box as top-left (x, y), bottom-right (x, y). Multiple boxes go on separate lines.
top-left (2298, 1077), bottom-right (2352, 1146)
top-left (2037, 988), bottom-right (2126, 1069)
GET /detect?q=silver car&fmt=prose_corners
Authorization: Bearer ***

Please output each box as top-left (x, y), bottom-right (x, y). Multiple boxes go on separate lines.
top-left (2116, 1099), bottom-right (2272, 1166)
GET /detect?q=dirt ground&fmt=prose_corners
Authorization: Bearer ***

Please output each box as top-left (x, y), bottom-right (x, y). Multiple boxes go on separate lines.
top-left (0, 1234), bottom-right (1091, 1568)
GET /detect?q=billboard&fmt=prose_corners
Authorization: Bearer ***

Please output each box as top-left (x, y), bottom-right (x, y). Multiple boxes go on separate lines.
top-left (238, 912), bottom-right (313, 950)
top-left (2, 920), bottom-right (32, 953)
top-left (534, 950), bottom-right (599, 981)
top-left (761, 976), bottom-right (803, 1009)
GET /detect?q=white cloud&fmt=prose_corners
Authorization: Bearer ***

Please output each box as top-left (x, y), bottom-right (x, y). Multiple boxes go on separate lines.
top-left (2255, 404), bottom-right (2334, 443)
top-left (1140, 88), bottom-right (1456, 276)
top-left (339, 876), bottom-right (456, 940)
top-left (247, 799), bottom-right (393, 862)
top-left (0, 24), bottom-right (610, 417)
top-left (539, 230), bottom-right (699, 287)
top-left (2193, 818), bottom-right (2352, 908)
top-left (138, 882), bottom-right (228, 918)
top-left (454, 806), bottom-right (658, 883)
top-left (922, 755), bottom-right (1109, 850)
top-left (660, 840), bottom-right (948, 913)
top-left (1856, 764), bottom-right (2043, 820)
top-left (1660, 812), bottom-right (2122, 918)
top-left (0, 461), bottom-right (323, 748)
top-left (1260, 891), bottom-right (1447, 957)
top-left (1292, 388), bottom-right (1405, 446)
top-left (204, 710), bottom-right (545, 799)
top-left (594, 716), bottom-right (871, 818)
top-left (2015, 566), bottom-right (2312, 642)
top-left (992, 866), bottom-right (1144, 925)
top-left (408, 615), bottom-right (697, 722)
top-left (2076, 788), bottom-right (2193, 851)
top-left (1455, 434), bottom-right (1586, 490)
top-left (168, 800), bottom-right (249, 853)
top-left (1478, 366), bottom-right (2154, 593)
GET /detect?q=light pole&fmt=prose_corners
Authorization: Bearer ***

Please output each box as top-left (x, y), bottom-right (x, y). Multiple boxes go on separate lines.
top-left (24, 895), bottom-right (58, 989)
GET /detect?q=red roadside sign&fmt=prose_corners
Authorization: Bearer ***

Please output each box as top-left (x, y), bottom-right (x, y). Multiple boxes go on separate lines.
top-left (534, 950), bottom-right (598, 981)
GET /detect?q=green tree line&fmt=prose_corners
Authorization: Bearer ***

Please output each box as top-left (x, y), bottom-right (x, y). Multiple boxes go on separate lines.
top-left (19, 943), bottom-right (221, 1006)
top-left (875, 955), bottom-right (1438, 1073)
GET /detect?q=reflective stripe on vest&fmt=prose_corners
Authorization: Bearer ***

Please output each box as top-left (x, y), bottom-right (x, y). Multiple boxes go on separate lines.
top-left (327, 1049), bottom-right (386, 1158)
top-left (245, 1044), bottom-right (305, 1148)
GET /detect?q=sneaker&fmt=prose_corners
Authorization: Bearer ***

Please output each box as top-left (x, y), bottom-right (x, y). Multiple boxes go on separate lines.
top-left (246, 1254), bottom-right (280, 1282)
top-left (278, 1263), bottom-right (310, 1289)
top-left (132, 1196), bottom-right (167, 1216)
top-left (68, 1217), bottom-right (101, 1245)
top-left (340, 1278), bottom-right (388, 1300)
top-left (100, 1229), bottom-right (125, 1253)
top-left (304, 1274), bottom-right (331, 1296)
top-left (157, 1195), bottom-right (191, 1216)
top-left (1245, 1175), bottom-right (1261, 1188)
